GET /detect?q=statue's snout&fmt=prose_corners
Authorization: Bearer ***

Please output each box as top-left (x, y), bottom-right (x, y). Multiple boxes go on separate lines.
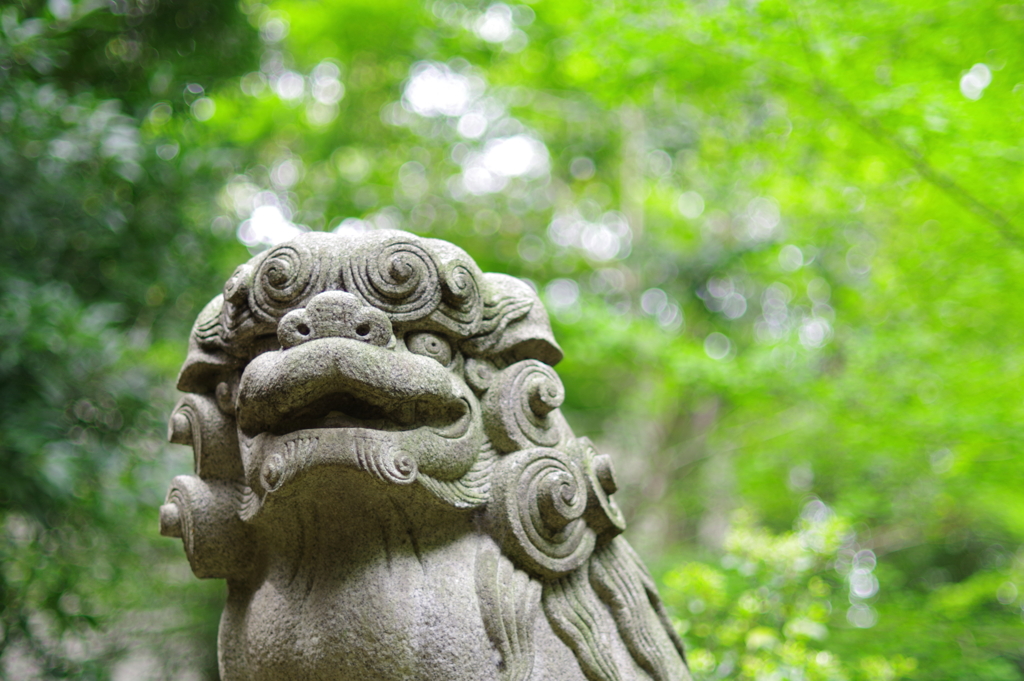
top-left (278, 291), bottom-right (393, 349)
top-left (236, 289), bottom-right (462, 435)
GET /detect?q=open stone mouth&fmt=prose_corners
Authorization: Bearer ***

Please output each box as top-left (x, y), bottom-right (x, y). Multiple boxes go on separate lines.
top-left (270, 391), bottom-right (472, 439)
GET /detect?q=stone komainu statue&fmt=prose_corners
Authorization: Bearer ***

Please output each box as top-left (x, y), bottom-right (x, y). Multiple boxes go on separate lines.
top-left (159, 230), bottom-right (692, 681)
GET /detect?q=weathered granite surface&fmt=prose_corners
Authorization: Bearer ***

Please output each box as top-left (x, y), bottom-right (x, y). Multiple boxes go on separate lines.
top-left (159, 230), bottom-right (692, 681)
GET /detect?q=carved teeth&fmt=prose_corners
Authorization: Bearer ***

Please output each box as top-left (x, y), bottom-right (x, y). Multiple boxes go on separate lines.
top-left (322, 410), bottom-right (364, 428)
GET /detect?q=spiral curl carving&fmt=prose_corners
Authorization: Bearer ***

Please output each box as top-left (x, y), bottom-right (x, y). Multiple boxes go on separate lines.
top-left (439, 263), bottom-right (483, 327)
top-left (259, 436), bottom-right (319, 494)
top-left (343, 239), bottom-right (442, 321)
top-left (249, 242), bottom-right (321, 322)
top-left (488, 448), bottom-right (596, 580)
top-left (355, 438), bottom-right (418, 485)
top-left (485, 360), bottom-right (568, 453)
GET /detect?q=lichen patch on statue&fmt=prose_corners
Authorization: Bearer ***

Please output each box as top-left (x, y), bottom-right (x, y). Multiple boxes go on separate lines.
top-left (160, 230), bottom-right (691, 681)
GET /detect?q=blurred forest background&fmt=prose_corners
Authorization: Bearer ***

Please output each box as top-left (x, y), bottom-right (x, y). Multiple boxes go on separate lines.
top-left (3, 0), bottom-right (1024, 678)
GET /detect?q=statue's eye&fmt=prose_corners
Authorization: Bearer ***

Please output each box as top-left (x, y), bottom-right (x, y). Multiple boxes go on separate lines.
top-left (406, 332), bottom-right (453, 366)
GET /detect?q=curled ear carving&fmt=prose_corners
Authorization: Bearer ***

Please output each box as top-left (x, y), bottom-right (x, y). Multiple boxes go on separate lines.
top-left (575, 437), bottom-right (627, 544)
top-left (168, 393), bottom-right (243, 481)
top-left (160, 475), bottom-right (253, 580)
top-left (464, 274), bottom-right (563, 366)
top-left (177, 296), bottom-right (244, 393)
top-left (223, 263), bottom-right (253, 305)
top-left (484, 360), bottom-right (570, 453)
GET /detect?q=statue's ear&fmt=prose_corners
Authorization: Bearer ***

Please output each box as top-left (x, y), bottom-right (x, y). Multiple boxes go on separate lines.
top-left (176, 295), bottom-right (241, 394)
top-left (464, 273), bottom-right (563, 366)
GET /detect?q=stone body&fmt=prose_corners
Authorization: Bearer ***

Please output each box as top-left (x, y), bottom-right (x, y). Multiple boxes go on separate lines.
top-left (159, 230), bottom-right (692, 681)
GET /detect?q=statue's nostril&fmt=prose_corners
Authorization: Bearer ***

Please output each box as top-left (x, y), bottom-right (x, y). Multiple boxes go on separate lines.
top-left (297, 323), bottom-right (311, 336)
top-left (355, 323), bottom-right (371, 337)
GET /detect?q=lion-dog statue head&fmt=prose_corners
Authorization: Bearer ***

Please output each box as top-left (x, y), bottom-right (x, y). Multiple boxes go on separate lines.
top-left (159, 230), bottom-right (691, 681)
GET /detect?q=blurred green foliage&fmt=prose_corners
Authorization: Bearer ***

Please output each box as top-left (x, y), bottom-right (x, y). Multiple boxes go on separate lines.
top-left (3, 0), bottom-right (1024, 678)
top-left (662, 504), bottom-right (920, 681)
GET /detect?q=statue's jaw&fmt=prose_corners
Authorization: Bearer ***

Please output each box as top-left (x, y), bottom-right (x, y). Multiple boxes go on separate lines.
top-left (241, 427), bottom-right (428, 494)
top-left (240, 403), bottom-right (477, 479)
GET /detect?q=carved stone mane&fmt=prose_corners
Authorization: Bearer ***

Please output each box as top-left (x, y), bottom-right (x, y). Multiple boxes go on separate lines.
top-left (159, 230), bottom-right (692, 681)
